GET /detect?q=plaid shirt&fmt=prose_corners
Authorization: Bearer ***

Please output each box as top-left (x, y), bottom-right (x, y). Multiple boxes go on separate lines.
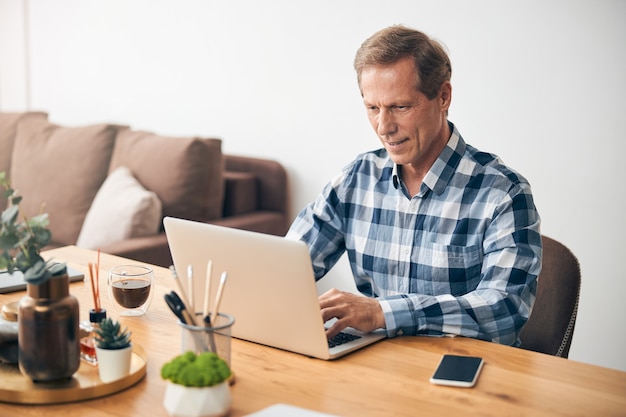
top-left (287, 122), bottom-right (542, 346)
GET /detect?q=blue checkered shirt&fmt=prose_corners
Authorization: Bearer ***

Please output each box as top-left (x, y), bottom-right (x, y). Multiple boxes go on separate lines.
top-left (287, 122), bottom-right (542, 346)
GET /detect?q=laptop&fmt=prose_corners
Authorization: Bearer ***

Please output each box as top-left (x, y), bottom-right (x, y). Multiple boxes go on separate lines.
top-left (164, 216), bottom-right (386, 360)
top-left (0, 265), bottom-right (85, 293)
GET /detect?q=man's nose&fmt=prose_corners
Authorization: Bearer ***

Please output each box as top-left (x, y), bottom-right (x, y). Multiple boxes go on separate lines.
top-left (377, 110), bottom-right (397, 137)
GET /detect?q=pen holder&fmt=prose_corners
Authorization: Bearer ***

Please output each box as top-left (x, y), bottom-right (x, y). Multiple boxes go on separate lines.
top-left (178, 313), bottom-right (235, 369)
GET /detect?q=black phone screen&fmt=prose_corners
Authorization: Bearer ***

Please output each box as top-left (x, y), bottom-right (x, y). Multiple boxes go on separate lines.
top-left (430, 354), bottom-right (484, 387)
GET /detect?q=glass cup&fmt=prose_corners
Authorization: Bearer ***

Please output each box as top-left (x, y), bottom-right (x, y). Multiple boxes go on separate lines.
top-left (107, 265), bottom-right (154, 316)
top-left (179, 312), bottom-right (235, 369)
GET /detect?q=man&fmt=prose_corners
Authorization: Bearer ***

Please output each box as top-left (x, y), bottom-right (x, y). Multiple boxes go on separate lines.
top-left (287, 25), bottom-right (542, 346)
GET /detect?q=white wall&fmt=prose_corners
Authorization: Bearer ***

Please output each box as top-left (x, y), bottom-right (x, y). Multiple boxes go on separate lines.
top-left (1, 0), bottom-right (625, 371)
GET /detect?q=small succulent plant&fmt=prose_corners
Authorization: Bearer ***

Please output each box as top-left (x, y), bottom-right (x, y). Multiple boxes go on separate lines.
top-left (94, 318), bottom-right (132, 350)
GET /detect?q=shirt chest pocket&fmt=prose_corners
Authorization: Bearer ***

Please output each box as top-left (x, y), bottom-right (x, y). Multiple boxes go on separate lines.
top-left (414, 243), bottom-right (483, 296)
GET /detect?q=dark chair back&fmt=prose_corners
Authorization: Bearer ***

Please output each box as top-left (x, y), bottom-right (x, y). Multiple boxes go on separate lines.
top-left (519, 235), bottom-right (581, 357)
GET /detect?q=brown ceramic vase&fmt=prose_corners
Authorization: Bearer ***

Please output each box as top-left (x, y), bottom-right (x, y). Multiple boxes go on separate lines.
top-left (18, 274), bottom-right (80, 382)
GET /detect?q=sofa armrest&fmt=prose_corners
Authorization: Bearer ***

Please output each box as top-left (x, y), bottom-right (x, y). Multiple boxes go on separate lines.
top-left (224, 154), bottom-right (288, 215)
top-left (222, 171), bottom-right (257, 217)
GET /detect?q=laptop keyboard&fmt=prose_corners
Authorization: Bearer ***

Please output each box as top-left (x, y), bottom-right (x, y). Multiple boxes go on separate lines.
top-left (328, 331), bottom-right (362, 348)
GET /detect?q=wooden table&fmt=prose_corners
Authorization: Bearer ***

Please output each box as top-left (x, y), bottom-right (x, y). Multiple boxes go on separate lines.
top-left (0, 246), bottom-right (624, 417)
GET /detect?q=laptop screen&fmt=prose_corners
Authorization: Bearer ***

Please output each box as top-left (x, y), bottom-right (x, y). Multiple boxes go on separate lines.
top-left (0, 266), bottom-right (84, 294)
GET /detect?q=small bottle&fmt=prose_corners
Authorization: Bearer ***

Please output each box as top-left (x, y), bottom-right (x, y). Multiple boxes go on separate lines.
top-left (79, 308), bottom-right (107, 365)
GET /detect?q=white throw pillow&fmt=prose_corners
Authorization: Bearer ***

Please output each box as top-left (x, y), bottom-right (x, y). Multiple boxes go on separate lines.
top-left (76, 166), bottom-right (162, 250)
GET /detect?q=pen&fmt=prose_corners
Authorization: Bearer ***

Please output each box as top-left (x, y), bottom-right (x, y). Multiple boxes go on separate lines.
top-left (166, 291), bottom-right (206, 351)
top-left (164, 292), bottom-right (186, 323)
top-left (169, 265), bottom-right (194, 323)
top-left (168, 290), bottom-right (197, 326)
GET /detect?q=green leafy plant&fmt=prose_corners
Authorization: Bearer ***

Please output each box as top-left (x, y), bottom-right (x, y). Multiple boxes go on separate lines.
top-left (161, 351), bottom-right (231, 387)
top-left (94, 318), bottom-right (132, 350)
top-left (0, 171), bottom-right (65, 285)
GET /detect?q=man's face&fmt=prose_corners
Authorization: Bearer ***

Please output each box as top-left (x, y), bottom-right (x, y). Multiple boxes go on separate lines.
top-left (360, 56), bottom-right (451, 173)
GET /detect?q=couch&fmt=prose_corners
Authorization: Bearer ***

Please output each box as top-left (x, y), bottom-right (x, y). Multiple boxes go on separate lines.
top-left (0, 112), bottom-right (289, 268)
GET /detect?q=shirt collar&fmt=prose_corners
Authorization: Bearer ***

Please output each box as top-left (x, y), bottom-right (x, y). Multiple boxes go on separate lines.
top-left (391, 121), bottom-right (466, 195)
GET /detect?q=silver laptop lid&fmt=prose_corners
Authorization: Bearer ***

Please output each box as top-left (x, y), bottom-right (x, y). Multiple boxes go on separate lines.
top-left (0, 266), bottom-right (85, 294)
top-left (164, 216), bottom-right (332, 359)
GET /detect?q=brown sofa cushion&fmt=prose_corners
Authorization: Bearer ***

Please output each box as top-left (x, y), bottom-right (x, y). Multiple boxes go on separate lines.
top-left (10, 119), bottom-right (120, 245)
top-left (109, 129), bottom-right (223, 222)
top-left (0, 112), bottom-right (48, 211)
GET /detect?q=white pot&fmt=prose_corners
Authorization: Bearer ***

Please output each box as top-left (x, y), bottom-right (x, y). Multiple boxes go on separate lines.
top-left (95, 344), bottom-right (133, 383)
top-left (163, 380), bottom-right (231, 417)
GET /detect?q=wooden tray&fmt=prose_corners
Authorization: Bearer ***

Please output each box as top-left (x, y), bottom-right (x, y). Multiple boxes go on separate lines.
top-left (0, 344), bottom-right (147, 404)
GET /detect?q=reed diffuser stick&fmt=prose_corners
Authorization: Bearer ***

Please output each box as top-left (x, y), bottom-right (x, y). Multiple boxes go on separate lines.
top-left (96, 249), bottom-right (101, 311)
top-left (88, 262), bottom-right (98, 311)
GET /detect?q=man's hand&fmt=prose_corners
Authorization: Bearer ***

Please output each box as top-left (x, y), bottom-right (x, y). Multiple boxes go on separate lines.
top-left (319, 288), bottom-right (386, 339)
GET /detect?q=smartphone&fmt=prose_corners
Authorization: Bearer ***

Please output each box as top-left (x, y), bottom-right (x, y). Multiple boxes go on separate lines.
top-left (430, 354), bottom-right (484, 388)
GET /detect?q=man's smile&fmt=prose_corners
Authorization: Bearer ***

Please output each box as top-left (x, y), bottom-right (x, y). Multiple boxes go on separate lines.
top-left (384, 138), bottom-right (409, 147)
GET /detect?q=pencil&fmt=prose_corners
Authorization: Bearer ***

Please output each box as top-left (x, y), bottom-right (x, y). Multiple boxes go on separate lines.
top-left (211, 271), bottom-right (228, 323)
top-left (203, 260), bottom-right (213, 320)
top-left (187, 265), bottom-right (194, 315)
top-left (203, 260), bottom-right (218, 353)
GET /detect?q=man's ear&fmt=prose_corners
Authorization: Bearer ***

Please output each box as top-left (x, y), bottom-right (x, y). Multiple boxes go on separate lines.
top-left (440, 81), bottom-right (452, 111)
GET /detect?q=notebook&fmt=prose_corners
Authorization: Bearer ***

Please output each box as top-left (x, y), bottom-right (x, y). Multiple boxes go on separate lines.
top-left (0, 266), bottom-right (85, 293)
top-left (245, 404), bottom-right (340, 417)
top-left (164, 216), bottom-right (386, 360)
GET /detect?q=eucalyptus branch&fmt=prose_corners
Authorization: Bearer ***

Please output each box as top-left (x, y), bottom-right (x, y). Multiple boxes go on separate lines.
top-left (0, 171), bottom-right (64, 284)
